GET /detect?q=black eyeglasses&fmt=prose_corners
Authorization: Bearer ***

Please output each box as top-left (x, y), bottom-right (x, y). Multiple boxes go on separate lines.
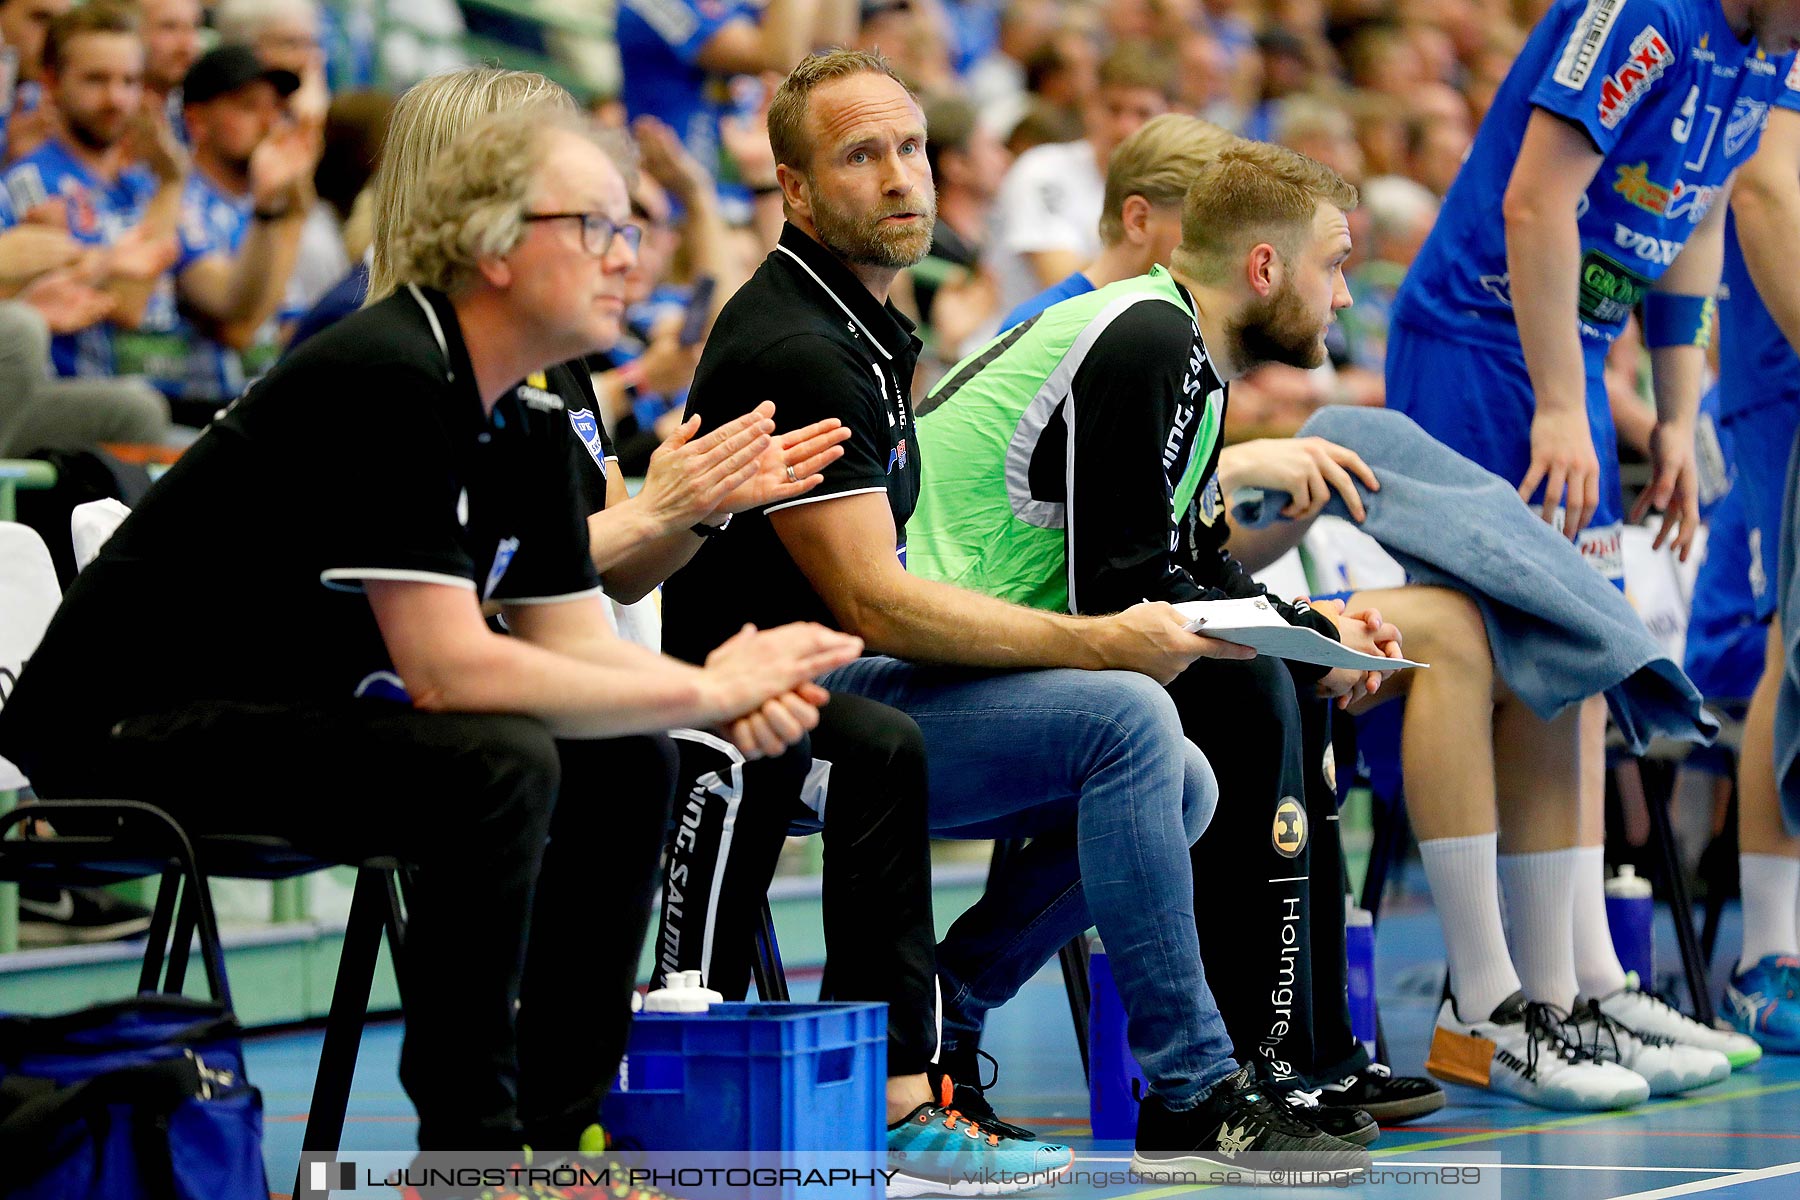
top-left (521, 212), bottom-right (644, 258)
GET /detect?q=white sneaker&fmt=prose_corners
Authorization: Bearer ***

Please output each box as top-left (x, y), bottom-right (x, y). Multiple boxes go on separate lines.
top-left (1594, 974), bottom-right (1762, 1071)
top-left (1426, 991), bottom-right (1649, 1111)
top-left (1570, 997), bottom-right (1730, 1095)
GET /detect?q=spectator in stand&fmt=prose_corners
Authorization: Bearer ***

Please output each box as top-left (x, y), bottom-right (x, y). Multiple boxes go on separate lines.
top-left (1346, 90), bottom-right (1410, 178)
top-left (588, 115), bottom-right (747, 477)
top-left (1406, 110), bottom-right (1472, 198)
top-left (0, 224), bottom-right (169, 453)
top-left (989, 39), bottom-right (1173, 314)
top-left (1339, 173), bottom-right (1437, 373)
top-left (1, 0), bottom-right (72, 163)
top-left (1344, 20), bottom-right (1428, 99)
top-left (960, 0), bottom-right (1058, 124)
top-left (214, 0), bottom-right (345, 333)
top-left (856, 0), bottom-right (955, 94)
top-left (170, 45), bottom-right (321, 419)
top-left (1274, 95), bottom-right (1367, 188)
top-left (1176, 23), bottom-right (1235, 129)
top-left (909, 92), bottom-right (1006, 376)
top-left (2, 1), bottom-right (190, 388)
top-left (616, 0), bottom-right (855, 204)
top-left (137, 0), bottom-right (201, 130)
top-left (1242, 28), bottom-right (1319, 142)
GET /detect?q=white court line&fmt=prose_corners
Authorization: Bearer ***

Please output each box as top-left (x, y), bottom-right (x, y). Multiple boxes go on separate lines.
top-left (1604, 1159), bottom-right (1800, 1199)
top-left (1076, 1155), bottom-right (1734, 1176)
top-left (1381, 1162), bottom-right (1733, 1175)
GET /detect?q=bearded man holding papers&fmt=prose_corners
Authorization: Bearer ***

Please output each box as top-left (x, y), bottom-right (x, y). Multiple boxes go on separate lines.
top-left (907, 140), bottom-right (1435, 1125)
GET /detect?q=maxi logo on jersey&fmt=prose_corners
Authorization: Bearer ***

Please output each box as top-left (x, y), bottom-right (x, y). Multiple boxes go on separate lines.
top-left (1597, 27), bottom-right (1675, 129)
top-left (1612, 162), bottom-right (1720, 224)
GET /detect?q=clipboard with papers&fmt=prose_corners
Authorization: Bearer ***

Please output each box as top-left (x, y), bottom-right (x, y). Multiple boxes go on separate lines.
top-left (1171, 596), bottom-right (1429, 672)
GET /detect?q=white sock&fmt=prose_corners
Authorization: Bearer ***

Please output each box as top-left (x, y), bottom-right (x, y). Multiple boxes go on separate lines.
top-left (1738, 853), bottom-right (1800, 973)
top-left (1420, 833), bottom-right (1523, 1020)
top-left (1498, 848), bottom-right (1579, 1010)
top-left (1571, 844), bottom-right (1630, 998)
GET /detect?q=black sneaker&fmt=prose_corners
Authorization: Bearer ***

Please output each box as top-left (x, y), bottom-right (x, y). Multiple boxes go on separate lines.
top-left (1281, 1087), bottom-right (1378, 1146)
top-left (1131, 1064), bottom-right (1371, 1184)
top-left (18, 885), bottom-right (153, 946)
top-left (1317, 1061), bottom-right (1446, 1124)
top-left (933, 1048), bottom-right (1043, 1142)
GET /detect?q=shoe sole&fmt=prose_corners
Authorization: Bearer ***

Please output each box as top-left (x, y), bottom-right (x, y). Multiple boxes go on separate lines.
top-left (1129, 1152), bottom-right (1369, 1186)
top-left (1726, 1043), bottom-right (1764, 1069)
top-left (1426, 1065), bottom-right (1649, 1111)
top-left (16, 919), bottom-right (152, 947)
top-left (886, 1155), bottom-right (1073, 1198)
top-left (1354, 1090), bottom-right (1446, 1124)
top-left (1638, 1061), bottom-right (1730, 1096)
top-left (1340, 1121), bottom-right (1380, 1147)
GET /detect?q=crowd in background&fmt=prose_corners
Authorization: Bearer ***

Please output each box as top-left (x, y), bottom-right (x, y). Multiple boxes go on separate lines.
top-left (1, 0), bottom-right (1595, 474)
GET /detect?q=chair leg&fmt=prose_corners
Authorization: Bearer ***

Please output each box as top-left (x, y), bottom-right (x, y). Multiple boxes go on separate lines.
top-left (380, 868), bottom-right (408, 1007)
top-left (297, 866), bottom-right (387, 1174)
top-left (163, 879), bottom-right (200, 995)
top-left (1360, 790), bottom-right (1407, 926)
top-left (138, 867), bottom-right (181, 994)
top-left (750, 897), bottom-right (790, 1002)
top-left (1644, 784), bottom-right (1717, 1026)
top-left (1057, 936), bottom-right (1093, 1084)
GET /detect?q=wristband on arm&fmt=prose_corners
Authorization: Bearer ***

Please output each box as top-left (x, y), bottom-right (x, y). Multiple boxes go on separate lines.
top-left (1641, 292), bottom-right (1716, 350)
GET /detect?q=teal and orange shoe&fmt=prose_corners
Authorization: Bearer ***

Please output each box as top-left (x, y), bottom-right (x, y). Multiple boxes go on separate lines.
top-left (887, 1077), bottom-right (1074, 1196)
top-left (1727, 955), bottom-right (1800, 1054)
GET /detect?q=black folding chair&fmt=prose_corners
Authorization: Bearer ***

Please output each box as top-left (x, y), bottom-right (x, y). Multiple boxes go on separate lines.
top-left (0, 799), bottom-right (406, 1200)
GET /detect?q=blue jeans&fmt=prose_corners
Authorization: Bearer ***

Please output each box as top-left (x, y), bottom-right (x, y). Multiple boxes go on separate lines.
top-left (822, 656), bottom-right (1237, 1108)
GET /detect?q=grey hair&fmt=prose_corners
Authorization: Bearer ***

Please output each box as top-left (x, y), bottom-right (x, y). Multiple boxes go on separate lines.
top-left (367, 65), bottom-right (577, 302)
top-left (387, 108), bottom-right (593, 296)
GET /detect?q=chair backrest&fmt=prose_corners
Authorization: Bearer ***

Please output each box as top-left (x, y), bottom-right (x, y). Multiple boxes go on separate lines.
top-left (70, 497), bottom-right (132, 572)
top-left (0, 522), bottom-right (62, 790)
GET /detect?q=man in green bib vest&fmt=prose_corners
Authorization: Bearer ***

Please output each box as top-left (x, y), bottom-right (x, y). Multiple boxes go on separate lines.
top-left (910, 140), bottom-right (1430, 1133)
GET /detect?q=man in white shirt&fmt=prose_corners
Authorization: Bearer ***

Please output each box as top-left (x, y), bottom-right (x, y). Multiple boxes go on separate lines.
top-left (989, 40), bottom-right (1173, 313)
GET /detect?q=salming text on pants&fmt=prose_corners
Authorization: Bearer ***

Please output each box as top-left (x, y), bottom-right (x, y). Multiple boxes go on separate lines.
top-left (28, 699), bottom-right (676, 1150)
top-left (1168, 654), bottom-right (1365, 1086)
top-left (652, 691), bottom-right (941, 1076)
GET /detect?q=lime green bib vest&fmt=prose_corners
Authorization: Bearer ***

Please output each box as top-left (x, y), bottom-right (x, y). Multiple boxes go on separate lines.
top-left (910, 267), bottom-right (1223, 611)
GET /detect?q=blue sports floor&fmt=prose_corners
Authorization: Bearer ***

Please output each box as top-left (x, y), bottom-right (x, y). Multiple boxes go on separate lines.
top-left (253, 899), bottom-right (1800, 1199)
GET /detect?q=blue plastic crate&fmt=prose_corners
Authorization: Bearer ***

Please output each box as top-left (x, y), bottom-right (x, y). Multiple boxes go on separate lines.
top-left (602, 1002), bottom-right (887, 1200)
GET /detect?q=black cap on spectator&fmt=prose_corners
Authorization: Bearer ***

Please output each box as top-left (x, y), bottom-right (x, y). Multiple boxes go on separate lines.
top-left (1256, 29), bottom-right (1309, 60)
top-left (182, 45), bottom-right (301, 106)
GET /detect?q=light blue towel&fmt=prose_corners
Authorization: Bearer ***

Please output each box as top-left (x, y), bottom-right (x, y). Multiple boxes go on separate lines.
top-left (1772, 423), bottom-right (1800, 834)
top-left (1233, 407), bottom-right (1718, 754)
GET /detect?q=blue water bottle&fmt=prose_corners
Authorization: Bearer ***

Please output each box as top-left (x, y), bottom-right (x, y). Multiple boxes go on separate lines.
top-left (1344, 901), bottom-right (1377, 1055)
top-left (1605, 865), bottom-right (1655, 986)
top-left (1087, 936), bottom-right (1150, 1140)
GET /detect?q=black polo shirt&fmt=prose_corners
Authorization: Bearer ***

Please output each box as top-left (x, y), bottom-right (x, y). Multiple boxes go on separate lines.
top-left (661, 224), bottom-right (923, 663)
top-left (528, 360), bottom-right (616, 517)
top-left (0, 286), bottom-right (601, 776)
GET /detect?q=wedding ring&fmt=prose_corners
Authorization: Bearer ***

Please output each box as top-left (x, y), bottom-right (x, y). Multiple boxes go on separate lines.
top-left (785, 464), bottom-right (798, 483)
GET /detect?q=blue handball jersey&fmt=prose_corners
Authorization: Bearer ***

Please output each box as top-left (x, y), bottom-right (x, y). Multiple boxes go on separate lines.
top-left (616, 0), bottom-right (751, 178)
top-left (1395, 0), bottom-right (1795, 360)
top-left (173, 171), bottom-right (284, 403)
top-left (1719, 60), bottom-right (1800, 420)
top-left (0, 137), bottom-right (195, 379)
